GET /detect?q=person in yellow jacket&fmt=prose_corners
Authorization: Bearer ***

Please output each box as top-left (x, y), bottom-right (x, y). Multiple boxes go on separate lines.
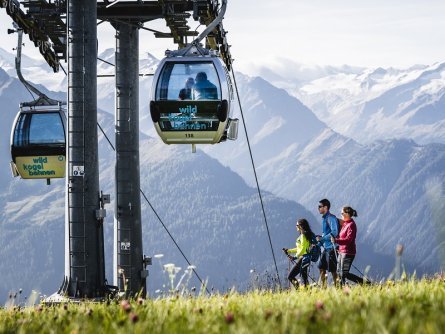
top-left (283, 218), bottom-right (315, 288)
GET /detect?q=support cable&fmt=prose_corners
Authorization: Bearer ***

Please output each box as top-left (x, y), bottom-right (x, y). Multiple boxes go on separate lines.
top-left (230, 66), bottom-right (282, 287)
top-left (96, 58), bottom-right (153, 77)
top-left (96, 123), bottom-right (211, 295)
top-left (59, 63), bottom-right (67, 76)
top-left (97, 57), bottom-right (115, 67)
top-left (139, 190), bottom-right (211, 295)
top-left (108, 19), bottom-right (165, 34)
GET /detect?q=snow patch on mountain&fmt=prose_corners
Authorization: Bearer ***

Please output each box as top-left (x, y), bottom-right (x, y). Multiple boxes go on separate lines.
top-left (294, 62), bottom-right (445, 144)
top-left (252, 116), bottom-right (285, 145)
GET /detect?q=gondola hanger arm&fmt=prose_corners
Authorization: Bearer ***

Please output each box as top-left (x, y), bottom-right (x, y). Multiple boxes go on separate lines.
top-left (11, 24), bottom-right (63, 107)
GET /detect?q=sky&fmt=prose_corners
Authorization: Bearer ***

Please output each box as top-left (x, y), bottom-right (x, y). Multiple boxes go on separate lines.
top-left (1, 0), bottom-right (445, 75)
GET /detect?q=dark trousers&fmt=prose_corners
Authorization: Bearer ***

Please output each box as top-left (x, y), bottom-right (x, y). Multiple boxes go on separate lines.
top-left (337, 253), bottom-right (364, 285)
top-left (288, 257), bottom-right (309, 286)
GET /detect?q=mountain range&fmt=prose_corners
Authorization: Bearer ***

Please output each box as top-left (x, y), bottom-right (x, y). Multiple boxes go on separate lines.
top-left (254, 58), bottom-right (445, 145)
top-left (0, 47), bottom-right (444, 300)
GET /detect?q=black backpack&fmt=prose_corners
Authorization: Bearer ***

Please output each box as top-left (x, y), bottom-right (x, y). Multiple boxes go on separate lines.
top-left (308, 234), bottom-right (321, 262)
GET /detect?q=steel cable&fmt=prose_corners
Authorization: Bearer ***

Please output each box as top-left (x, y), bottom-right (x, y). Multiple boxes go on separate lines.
top-left (230, 66), bottom-right (282, 287)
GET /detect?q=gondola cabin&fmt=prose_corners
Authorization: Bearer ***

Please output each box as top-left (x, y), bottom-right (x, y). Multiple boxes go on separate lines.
top-left (150, 48), bottom-right (238, 147)
top-left (10, 106), bottom-right (66, 180)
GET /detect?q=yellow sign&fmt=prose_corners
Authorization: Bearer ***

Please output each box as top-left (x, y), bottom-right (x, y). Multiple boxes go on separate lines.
top-left (15, 155), bottom-right (65, 179)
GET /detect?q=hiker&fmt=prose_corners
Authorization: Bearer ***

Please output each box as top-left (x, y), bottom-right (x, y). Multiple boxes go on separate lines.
top-left (283, 218), bottom-right (315, 288)
top-left (331, 206), bottom-right (367, 285)
top-left (179, 77), bottom-right (195, 100)
top-left (316, 199), bottom-right (339, 287)
top-left (192, 72), bottom-right (218, 100)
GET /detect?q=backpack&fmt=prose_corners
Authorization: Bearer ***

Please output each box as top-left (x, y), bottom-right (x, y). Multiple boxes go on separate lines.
top-left (308, 234), bottom-right (321, 262)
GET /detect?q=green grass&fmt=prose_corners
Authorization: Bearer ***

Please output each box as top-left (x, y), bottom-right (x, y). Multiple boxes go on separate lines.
top-left (1, 278), bottom-right (444, 334)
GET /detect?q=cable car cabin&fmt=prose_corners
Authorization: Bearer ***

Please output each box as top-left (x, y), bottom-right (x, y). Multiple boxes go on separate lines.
top-left (150, 50), bottom-right (237, 146)
top-left (10, 107), bottom-right (66, 180)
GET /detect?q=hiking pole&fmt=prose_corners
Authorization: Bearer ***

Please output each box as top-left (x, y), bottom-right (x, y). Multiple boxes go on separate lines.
top-left (305, 264), bottom-right (318, 284)
top-left (288, 260), bottom-right (290, 288)
top-left (308, 273), bottom-right (318, 284)
top-left (283, 248), bottom-right (293, 288)
top-left (282, 248), bottom-right (293, 260)
top-left (301, 260), bottom-right (320, 287)
top-left (283, 249), bottom-right (296, 265)
top-left (286, 252), bottom-right (291, 289)
top-left (331, 235), bottom-right (339, 259)
top-left (330, 236), bottom-right (341, 286)
top-left (351, 263), bottom-right (364, 276)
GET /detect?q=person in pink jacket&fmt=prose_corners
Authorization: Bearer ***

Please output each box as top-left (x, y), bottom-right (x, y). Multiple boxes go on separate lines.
top-left (331, 206), bottom-right (366, 285)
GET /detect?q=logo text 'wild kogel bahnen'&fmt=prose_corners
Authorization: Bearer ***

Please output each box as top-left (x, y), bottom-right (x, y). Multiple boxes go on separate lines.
top-left (23, 157), bottom-right (56, 176)
top-left (167, 105), bottom-right (209, 130)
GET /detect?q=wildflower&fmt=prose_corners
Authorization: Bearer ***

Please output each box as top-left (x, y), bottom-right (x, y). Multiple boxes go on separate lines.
top-left (163, 263), bottom-right (175, 270)
top-left (120, 300), bottom-right (131, 313)
top-left (315, 300), bottom-right (324, 310)
top-left (129, 312), bottom-right (139, 323)
top-left (225, 312), bottom-right (235, 324)
top-left (343, 287), bottom-right (351, 295)
top-left (137, 297), bottom-right (144, 305)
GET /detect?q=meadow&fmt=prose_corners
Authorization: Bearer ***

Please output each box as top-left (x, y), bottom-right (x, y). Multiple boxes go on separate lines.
top-left (0, 277), bottom-right (444, 334)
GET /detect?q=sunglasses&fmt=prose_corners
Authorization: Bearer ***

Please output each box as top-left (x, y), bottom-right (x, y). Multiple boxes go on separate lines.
top-left (318, 205), bottom-right (325, 208)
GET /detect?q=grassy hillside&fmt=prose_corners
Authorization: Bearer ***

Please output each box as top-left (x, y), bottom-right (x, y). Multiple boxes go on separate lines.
top-left (1, 277), bottom-right (444, 333)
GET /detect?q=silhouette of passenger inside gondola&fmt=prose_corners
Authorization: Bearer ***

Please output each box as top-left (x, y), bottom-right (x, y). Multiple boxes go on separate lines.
top-left (179, 77), bottom-right (195, 100)
top-left (192, 72), bottom-right (218, 100)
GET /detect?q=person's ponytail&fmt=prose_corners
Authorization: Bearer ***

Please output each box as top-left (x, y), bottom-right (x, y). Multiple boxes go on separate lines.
top-left (343, 206), bottom-right (357, 218)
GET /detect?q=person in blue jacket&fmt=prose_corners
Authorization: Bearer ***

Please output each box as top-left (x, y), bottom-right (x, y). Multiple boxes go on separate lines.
top-left (192, 72), bottom-right (218, 100)
top-left (316, 198), bottom-right (339, 287)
